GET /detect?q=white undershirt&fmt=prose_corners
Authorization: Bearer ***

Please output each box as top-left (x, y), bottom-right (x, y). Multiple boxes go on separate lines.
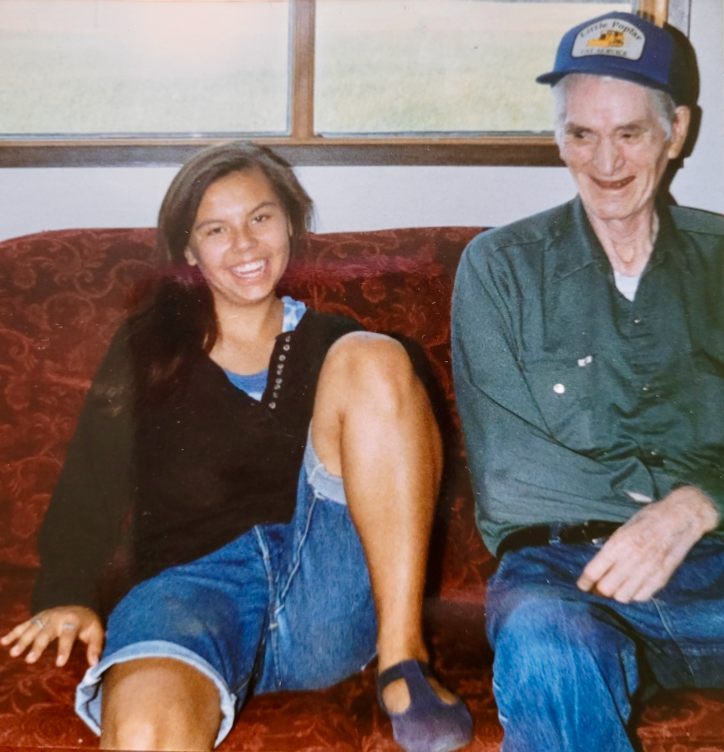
top-left (613, 271), bottom-right (641, 302)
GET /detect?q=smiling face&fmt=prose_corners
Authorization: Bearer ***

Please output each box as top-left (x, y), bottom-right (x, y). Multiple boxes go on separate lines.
top-left (184, 168), bottom-right (291, 311)
top-left (558, 75), bottom-right (689, 224)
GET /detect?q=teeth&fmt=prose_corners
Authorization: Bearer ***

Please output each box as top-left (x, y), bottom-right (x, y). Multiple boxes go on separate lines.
top-left (596, 176), bottom-right (634, 189)
top-left (231, 260), bottom-right (266, 276)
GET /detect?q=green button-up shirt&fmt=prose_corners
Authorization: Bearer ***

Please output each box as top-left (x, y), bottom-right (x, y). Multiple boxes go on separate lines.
top-left (452, 197), bottom-right (724, 556)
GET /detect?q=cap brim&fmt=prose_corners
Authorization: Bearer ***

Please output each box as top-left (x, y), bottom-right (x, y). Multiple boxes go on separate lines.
top-left (536, 71), bottom-right (564, 86)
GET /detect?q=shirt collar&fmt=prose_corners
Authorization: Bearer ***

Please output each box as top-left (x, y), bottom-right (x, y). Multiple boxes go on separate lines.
top-left (552, 195), bottom-right (690, 281)
top-left (652, 200), bottom-right (691, 275)
top-left (551, 197), bottom-right (606, 281)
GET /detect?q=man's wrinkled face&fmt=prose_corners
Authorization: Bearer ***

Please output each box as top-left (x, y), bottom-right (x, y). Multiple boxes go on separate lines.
top-left (558, 75), bottom-right (689, 224)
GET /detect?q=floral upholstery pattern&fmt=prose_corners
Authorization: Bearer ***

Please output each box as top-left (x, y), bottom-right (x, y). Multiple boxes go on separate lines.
top-left (0, 227), bottom-right (722, 750)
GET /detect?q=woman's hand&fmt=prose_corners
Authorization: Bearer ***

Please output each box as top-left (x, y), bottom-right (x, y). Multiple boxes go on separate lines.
top-left (1, 606), bottom-right (104, 667)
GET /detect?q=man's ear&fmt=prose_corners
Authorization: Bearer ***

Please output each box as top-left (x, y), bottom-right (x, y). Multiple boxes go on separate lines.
top-left (183, 247), bottom-right (198, 266)
top-left (668, 106), bottom-right (691, 160)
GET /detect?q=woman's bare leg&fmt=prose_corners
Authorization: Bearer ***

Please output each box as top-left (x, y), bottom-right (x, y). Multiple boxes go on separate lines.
top-left (311, 332), bottom-right (454, 712)
top-left (100, 658), bottom-right (221, 750)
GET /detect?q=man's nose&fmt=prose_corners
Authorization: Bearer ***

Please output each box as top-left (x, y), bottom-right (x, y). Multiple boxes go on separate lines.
top-left (593, 138), bottom-right (623, 176)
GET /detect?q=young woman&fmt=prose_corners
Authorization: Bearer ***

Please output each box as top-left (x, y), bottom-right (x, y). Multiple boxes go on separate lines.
top-left (2, 143), bottom-right (472, 752)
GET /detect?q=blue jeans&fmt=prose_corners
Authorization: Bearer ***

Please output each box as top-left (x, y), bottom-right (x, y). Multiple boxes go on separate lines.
top-left (75, 439), bottom-right (377, 745)
top-left (486, 538), bottom-right (724, 752)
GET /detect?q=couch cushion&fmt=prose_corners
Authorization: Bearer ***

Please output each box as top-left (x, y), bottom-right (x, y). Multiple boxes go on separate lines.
top-left (0, 229), bottom-right (159, 568)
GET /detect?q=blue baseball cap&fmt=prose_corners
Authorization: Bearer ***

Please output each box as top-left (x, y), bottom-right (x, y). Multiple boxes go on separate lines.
top-left (536, 12), bottom-right (689, 105)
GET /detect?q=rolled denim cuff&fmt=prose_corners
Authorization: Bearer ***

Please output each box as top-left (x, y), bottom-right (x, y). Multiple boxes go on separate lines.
top-left (304, 428), bottom-right (346, 505)
top-left (75, 640), bottom-right (239, 747)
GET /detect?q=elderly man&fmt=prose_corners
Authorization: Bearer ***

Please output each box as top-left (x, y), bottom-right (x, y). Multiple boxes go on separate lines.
top-left (452, 11), bottom-right (724, 751)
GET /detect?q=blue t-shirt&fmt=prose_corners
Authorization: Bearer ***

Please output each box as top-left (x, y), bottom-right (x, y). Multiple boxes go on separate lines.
top-left (224, 297), bottom-right (307, 400)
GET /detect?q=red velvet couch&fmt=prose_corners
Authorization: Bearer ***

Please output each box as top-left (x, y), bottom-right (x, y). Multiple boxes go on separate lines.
top-left (1, 226), bottom-right (723, 751)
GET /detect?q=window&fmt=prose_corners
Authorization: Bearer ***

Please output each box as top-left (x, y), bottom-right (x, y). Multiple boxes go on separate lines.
top-left (0, 1), bottom-right (290, 136)
top-left (0, 0), bottom-right (689, 166)
top-left (314, 0), bottom-right (630, 135)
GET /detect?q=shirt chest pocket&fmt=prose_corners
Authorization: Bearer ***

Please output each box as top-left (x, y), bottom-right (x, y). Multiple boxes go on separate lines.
top-left (523, 357), bottom-right (597, 451)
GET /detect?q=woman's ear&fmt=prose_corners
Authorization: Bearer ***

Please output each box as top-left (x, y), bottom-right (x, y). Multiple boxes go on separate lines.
top-left (184, 247), bottom-right (198, 266)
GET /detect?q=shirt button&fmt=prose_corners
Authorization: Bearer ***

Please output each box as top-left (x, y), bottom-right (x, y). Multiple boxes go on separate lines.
top-left (276, 365), bottom-right (284, 374)
top-left (279, 355), bottom-right (286, 362)
top-left (553, 383), bottom-right (565, 394)
top-left (275, 378), bottom-right (282, 385)
top-left (269, 402), bottom-right (276, 409)
top-left (272, 392), bottom-right (279, 399)
top-left (285, 334), bottom-right (291, 342)
top-left (283, 344), bottom-right (290, 352)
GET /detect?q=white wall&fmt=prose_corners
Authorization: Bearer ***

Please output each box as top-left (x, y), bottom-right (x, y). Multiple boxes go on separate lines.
top-left (0, 0), bottom-right (721, 242)
top-left (665, 0), bottom-right (724, 214)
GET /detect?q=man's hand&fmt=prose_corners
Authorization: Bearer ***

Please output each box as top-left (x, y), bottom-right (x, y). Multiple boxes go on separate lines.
top-left (577, 486), bottom-right (719, 603)
top-left (1, 606), bottom-right (104, 667)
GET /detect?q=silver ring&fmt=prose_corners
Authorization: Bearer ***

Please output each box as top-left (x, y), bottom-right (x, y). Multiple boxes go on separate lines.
top-left (61, 623), bottom-right (78, 631)
top-left (30, 618), bottom-right (43, 628)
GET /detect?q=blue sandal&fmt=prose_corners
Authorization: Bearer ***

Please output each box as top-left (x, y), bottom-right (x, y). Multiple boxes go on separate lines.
top-left (377, 660), bottom-right (473, 752)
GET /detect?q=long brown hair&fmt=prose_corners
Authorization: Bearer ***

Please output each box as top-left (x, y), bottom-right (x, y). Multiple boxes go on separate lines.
top-left (123, 142), bottom-right (313, 405)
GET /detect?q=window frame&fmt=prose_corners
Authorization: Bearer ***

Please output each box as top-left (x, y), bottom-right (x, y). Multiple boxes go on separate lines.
top-left (0, 0), bottom-right (689, 168)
